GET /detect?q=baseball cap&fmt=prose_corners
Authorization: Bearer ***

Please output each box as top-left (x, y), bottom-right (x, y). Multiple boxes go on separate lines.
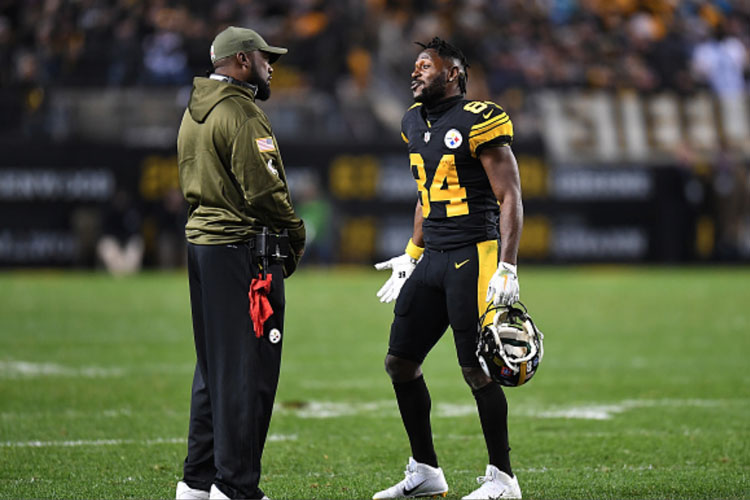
top-left (210, 26), bottom-right (288, 64)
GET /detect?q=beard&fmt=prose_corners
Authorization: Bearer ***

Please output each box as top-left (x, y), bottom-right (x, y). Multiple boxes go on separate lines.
top-left (414, 73), bottom-right (447, 106)
top-left (249, 65), bottom-right (271, 101)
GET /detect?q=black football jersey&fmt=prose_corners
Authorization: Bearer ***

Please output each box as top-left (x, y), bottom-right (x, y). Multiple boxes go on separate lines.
top-left (401, 98), bottom-right (514, 250)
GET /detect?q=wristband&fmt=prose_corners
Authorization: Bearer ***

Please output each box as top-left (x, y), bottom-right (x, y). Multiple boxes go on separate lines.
top-left (405, 238), bottom-right (424, 260)
top-left (500, 261), bottom-right (517, 274)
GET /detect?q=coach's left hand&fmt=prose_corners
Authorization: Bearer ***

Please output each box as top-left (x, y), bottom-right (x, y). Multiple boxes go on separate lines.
top-left (486, 262), bottom-right (520, 306)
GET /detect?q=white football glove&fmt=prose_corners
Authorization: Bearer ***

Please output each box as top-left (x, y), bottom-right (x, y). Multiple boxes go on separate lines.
top-left (486, 262), bottom-right (520, 306)
top-left (374, 254), bottom-right (418, 303)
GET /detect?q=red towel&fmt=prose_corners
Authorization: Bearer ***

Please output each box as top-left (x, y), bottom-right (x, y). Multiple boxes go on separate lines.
top-left (249, 273), bottom-right (273, 338)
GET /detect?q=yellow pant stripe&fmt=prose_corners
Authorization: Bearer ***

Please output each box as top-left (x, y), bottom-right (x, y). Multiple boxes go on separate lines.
top-left (476, 240), bottom-right (498, 328)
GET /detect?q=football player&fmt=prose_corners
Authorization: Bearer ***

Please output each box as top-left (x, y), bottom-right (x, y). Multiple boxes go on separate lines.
top-left (374, 37), bottom-right (523, 500)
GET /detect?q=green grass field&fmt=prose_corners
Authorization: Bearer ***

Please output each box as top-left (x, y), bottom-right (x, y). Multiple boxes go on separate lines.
top-left (0, 266), bottom-right (748, 499)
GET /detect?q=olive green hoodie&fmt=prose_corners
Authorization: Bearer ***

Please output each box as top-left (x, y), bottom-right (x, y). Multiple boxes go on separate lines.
top-left (177, 76), bottom-right (305, 257)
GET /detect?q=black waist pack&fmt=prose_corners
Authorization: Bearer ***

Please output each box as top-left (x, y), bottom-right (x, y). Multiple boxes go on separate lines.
top-left (253, 228), bottom-right (289, 262)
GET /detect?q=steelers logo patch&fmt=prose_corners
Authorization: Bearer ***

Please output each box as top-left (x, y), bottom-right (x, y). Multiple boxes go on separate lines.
top-left (444, 128), bottom-right (463, 149)
top-left (268, 328), bottom-right (282, 344)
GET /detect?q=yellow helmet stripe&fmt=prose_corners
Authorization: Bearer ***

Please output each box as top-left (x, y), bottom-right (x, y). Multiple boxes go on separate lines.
top-left (517, 359), bottom-right (527, 386)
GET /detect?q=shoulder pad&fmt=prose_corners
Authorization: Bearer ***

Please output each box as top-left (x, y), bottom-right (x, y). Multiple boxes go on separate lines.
top-left (465, 101), bottom-right (513, 156)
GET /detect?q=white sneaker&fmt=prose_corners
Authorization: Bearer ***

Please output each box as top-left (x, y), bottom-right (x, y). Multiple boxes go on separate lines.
top-left (208, 484), bottom-right (270, 500)
top-left (373, 457), bottom-right (449, 499)
top-left (209, 484), bottom-right (230, 499)
top-left (461, 465), bottom-right (521, 499)
top-left (176, 481), bottom-right (209, 500)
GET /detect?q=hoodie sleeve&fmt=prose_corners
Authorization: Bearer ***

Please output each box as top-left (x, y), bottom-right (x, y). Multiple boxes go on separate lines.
top-left (230, 116), bottom-right (306, 251)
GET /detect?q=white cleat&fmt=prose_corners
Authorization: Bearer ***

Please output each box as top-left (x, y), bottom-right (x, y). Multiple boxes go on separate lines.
top-left (209, 484), bottom-right (230, 499)
top-left (373, 457), bottom-right (449, 499)
top-left (176, 481), bottom-right (209, 500)
top-left (461, 465), bottom-right (521, 499)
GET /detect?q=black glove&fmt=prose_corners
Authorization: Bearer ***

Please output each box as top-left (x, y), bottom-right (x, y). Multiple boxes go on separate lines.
top-left (283, 221), bottom-right (306, 278)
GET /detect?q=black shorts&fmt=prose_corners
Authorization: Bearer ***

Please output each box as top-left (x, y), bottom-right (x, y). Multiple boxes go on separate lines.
top-left (388, 240), bottom-right (499, 367)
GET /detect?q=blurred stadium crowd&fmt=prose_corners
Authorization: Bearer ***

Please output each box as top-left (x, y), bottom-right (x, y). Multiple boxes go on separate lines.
top-left (2, 0), bottom-right (748, 113)
top-left (1, 0), bottom-right (749, 270)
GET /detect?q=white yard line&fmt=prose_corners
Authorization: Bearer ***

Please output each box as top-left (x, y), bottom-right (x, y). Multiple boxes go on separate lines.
top-left (0, 360), bottom-right (125, 378)
top-left (0, 408), bottom-right (187, 420)
top-left (1, 398), bottom-right (732, 423)
top-left (519, 398), bottom-right (734, 420)
top-left (0, 434), bottom-right (297, 448)
top-left (1, 437), bottom-right (184, 448)
top-left (0, 360), bottom-right (193, 379)
top-left (275, 398), bottom-right (733, 420)
top-left (275, 400), bottom-right (397, 418)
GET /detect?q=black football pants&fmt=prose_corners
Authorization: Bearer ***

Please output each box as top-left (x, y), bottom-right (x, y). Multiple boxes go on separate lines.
top-left (183, 242), bottom-right (285, 499)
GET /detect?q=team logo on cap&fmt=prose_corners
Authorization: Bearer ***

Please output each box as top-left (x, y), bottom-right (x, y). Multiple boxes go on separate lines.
top-left (444, 129), bottom-right (462, 149)
top-left (210, 44), bottom-right (216, 62)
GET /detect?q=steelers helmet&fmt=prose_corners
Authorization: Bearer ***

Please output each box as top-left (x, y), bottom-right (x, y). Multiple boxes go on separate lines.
top-left (476, 302), bottom-right (544, 387)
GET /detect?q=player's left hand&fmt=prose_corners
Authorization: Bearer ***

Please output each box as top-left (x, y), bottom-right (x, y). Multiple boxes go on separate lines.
top-left (486, 262), bottom-right (520, 306)
top-left (374, 254), bottom-right (418, 303)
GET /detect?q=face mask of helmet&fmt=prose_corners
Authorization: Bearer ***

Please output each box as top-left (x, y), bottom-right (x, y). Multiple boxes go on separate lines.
top-left (476, 303), bottom-right (544, 387)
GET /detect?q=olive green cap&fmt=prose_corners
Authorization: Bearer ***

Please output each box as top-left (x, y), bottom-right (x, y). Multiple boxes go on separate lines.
top-left (210, 26), bottom-right (287, 64)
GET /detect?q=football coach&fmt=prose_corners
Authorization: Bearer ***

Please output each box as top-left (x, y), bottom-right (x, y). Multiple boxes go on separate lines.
top-left (174, 27), bottom-right (305, 500)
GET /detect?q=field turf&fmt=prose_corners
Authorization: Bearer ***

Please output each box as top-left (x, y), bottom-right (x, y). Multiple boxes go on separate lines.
top-left (0, 266), bottom-right (748, 499)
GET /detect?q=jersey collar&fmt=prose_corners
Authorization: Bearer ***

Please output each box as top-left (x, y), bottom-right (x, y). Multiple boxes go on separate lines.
top-left (421, 94), bottom-right (463, 121)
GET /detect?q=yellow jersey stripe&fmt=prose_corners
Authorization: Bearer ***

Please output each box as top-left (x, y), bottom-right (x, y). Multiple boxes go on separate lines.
top-left (470, 121), bottom-right (514, 156)
top-left (470, 113), bottom-right (507, 133)
top-left (470, 116), bottom-right (510, 138)
top-left (408, 102), bottom-right (423, 110)
top-left (476, 240), bottom-right (498, 328)
top-left (401, 131), bottom-right (409, 144)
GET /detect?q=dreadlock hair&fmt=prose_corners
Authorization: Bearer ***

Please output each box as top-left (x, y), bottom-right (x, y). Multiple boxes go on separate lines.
top-left (415, 37), bottom-right (470, 94)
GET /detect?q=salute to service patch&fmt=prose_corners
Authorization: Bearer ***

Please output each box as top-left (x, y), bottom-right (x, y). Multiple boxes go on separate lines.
top-left (256, 137), bottom-right (275, 152)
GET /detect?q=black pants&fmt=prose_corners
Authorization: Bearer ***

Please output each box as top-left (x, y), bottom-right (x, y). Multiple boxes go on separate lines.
top-left (389, 240), bottom-right (498, 367)
top-left (183, 242), bottom-right (285, 499)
